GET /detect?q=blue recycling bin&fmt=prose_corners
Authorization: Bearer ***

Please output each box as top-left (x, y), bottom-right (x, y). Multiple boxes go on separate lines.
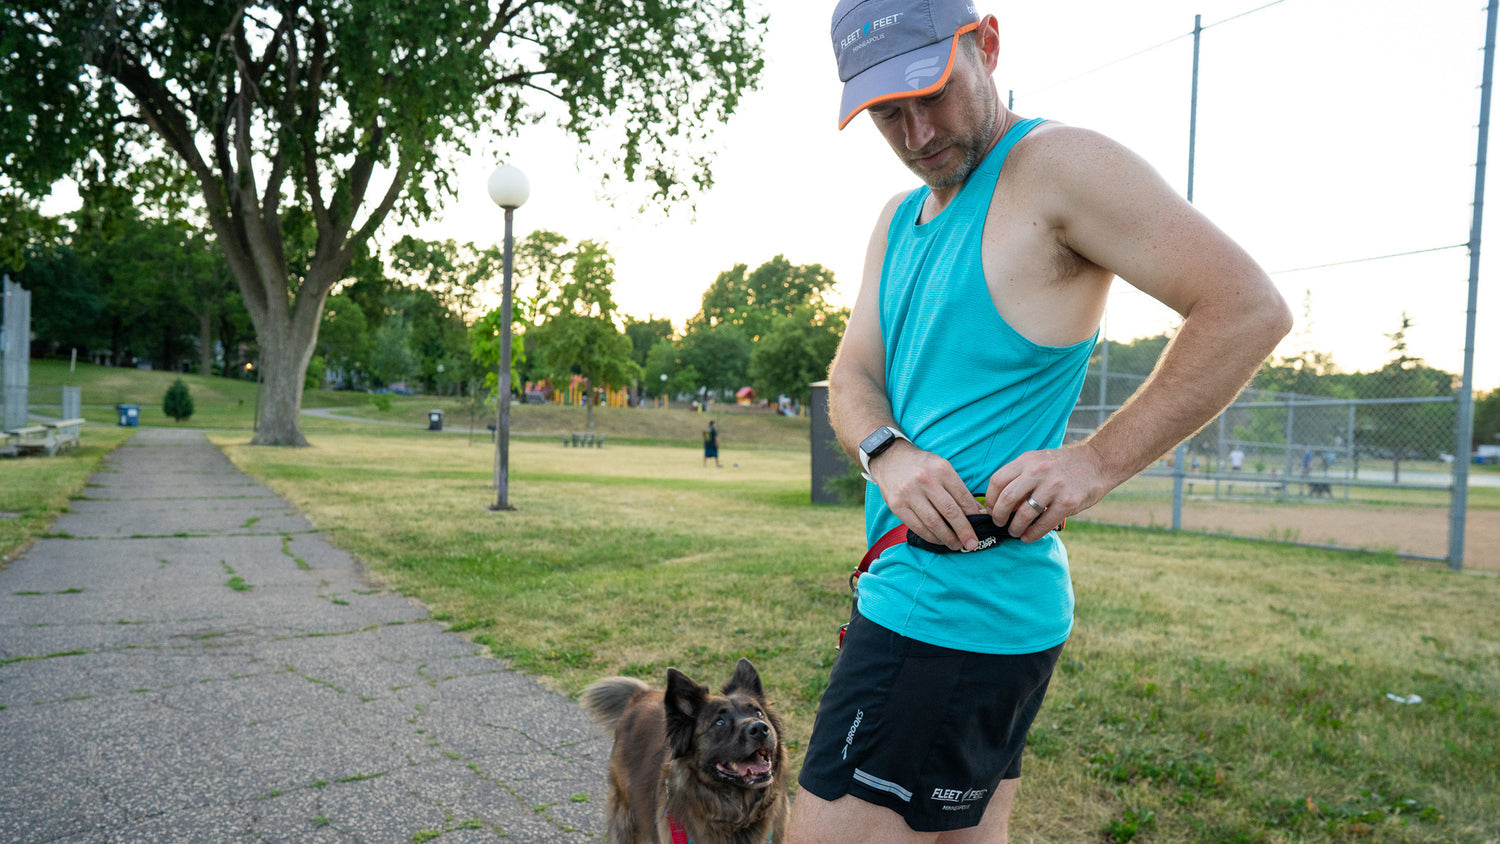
top-left (116, 404), bottom-right (140, 427)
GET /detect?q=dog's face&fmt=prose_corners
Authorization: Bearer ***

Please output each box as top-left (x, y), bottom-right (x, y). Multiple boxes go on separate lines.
top-left (663, 658), bottom-right (784, 790)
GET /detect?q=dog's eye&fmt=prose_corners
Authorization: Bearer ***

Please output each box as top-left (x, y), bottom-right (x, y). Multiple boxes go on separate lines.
top-left (715, 717), bottom-right (726, 727)
top-left (755, 709), bottom-right (764, 719)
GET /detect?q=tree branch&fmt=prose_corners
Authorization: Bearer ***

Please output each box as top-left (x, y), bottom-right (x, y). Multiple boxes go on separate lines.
top-left (228, 22), bottom-right (281, 294)
top-left (483, 0), bottom-right (545, 44)
top-left (348, 151), bottom-right (416, 262)
top-left (300, 13), bottom-right (331, 238)
top-left (259, 6), bottom-right (304, 272)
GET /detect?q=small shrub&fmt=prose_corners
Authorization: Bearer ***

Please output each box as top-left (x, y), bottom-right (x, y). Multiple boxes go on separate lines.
top-left (820, 449), bottom-right (866, 506)
top-left (162, 379), bottom-right (195, 422)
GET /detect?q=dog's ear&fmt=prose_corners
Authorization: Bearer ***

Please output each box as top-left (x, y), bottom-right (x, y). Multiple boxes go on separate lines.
top-left (664, 668), bottom-right (708, 759)
top-left (722, 657), bottom-right (764, 699)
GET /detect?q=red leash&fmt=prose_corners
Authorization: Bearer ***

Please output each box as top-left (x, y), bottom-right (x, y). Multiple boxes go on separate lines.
top-left (854, 525), bottom-right (908, 585)
top-left (668, 813), bottom-right (690, 844)
top-left (838, 525), bottom-right (906, 649)
top-left (667, 812), bottom-right (774, 843)
top-left (839, 514), bottom-right (1065, 648)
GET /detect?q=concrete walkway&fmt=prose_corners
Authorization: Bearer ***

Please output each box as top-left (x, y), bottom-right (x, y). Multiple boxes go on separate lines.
top-left (0, 428), bottom-right (609, 843)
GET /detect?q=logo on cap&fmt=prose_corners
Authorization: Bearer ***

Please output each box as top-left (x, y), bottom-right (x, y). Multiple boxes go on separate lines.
top-left (840, 12), bottom-right (905, 53)
top-left (904, 56), bottom-right (943, 88)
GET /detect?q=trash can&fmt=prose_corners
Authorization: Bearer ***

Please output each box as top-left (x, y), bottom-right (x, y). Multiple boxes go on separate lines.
top-left (428, 409), bottom-right (443, 431)
top-left (115, 404), bottom-right (140, 427)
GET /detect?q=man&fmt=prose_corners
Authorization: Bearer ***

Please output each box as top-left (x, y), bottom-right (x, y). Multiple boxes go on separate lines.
top-left (787, 2), bottom-right (1291, 842)
top-left (703, 420), bottom-right (721, 467)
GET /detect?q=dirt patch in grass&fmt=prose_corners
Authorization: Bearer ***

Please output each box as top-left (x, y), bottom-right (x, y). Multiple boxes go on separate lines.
top-left (1082, 496), bottom-right (1500, 570)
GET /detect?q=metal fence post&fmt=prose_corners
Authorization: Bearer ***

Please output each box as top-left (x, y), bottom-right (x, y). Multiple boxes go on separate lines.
top-left (1449, 0), bottom-right (1496, 571)
top-left (1284, 396), bottom-right (1297, 499)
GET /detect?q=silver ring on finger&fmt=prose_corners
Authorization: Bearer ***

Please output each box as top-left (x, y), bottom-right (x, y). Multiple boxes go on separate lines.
top-left (1026, 497), bottom-right (1046, 514)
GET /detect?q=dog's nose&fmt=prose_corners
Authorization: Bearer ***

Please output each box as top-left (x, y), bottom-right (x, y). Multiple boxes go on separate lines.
top-left (747, 721), bottom-right (769, 741)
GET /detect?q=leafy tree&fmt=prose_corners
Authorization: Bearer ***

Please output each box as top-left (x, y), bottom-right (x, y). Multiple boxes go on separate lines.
top-left (162, 379), bottom-right (194, 422)
top-left (1352, 314), bottom-right (1456, 480)
top-left (1, 194), bottom-right (61, 273)
top-left (644, 338), bottom-right (699, 400)
top-left (527, 240), bottom-right (640, 427)
top-left (679, 323), bottom-right (751, 400)
top-left (215, 287), bottom-right (256, 379)
top-left (183, 232), bottom-right (243, 377)
top-left (304, 355), bottom-right (326, 391)
top-left (385, 238), bottom-right (501, 395)
top-left (1090, 333), bottom-right (1172, 386)
top-left (514, 231), bottom-right (574, 308)
top-left (469, 304), bottom-right (528, 398)
top-left (749, 304), bottom-right (849, 404)
top-left (1474, 388), bottom-right (1500, 453)
top-left (16, 243), bottom-right (107, 355)
top-left (2, 2), bottom-right (767, 445)
top-left (687, 255), bottom-right (839, 342)
top-left (1252, 292), bottom-right (1349, 400)
top-left (387, 236), bottom-right (497, 322)
top-left (317, 294), bottom-right (372, 389)
top-left (624, 316), bottom-right (675, 368)
top-left (367, 312), bottom-right (418, 389)
top-left (60, 208), bottom-right (214, 370)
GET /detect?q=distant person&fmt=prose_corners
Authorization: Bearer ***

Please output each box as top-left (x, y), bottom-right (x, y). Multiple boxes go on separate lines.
top-left (1230, 446), bottom-right (1245, 471)
top-left (702, 420), bottom-right (721, 468)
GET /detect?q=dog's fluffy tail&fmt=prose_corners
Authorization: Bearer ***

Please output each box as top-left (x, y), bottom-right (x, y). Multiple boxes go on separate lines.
top-left (580, 676), bottom-right (651, 730)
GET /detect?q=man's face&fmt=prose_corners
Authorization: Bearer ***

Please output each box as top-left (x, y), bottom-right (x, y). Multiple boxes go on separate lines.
top-left (865, 42), bottom-right (997, 190)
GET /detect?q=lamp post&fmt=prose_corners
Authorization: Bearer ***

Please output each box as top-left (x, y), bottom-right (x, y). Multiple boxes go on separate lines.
top-left (487, 164), bottom-right (530, 511)
top-left (247, 360), bottom-right (262, 432)
top-left (660, 372), bottom-right (668, 409)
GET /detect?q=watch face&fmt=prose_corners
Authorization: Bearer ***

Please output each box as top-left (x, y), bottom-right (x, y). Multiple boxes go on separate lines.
top-left (861, 426), bottom-right (894, 456)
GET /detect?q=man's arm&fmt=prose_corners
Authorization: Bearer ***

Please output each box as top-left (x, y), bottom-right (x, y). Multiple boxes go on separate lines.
top-left (985, 128), bottom-right (1293, 540)
top-left (828, 192), bottom-right (987, 552)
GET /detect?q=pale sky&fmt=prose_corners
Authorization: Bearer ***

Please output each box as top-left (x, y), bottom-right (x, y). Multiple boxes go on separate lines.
top-left (42, 1), bottom-right (1500, 392)
top-left (416, 0), bottom-right (1498, 392)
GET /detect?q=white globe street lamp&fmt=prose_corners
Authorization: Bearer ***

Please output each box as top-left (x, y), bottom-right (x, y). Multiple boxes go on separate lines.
top-left (487, 164), bottom-right (530, 511)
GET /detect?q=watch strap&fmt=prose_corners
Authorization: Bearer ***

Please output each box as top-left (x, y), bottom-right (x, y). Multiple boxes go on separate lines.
top-left (858, 427), bottom-right (910, 479)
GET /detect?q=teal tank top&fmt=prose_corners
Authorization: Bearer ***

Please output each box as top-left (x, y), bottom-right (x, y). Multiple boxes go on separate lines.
top-left (859, 117), bottom-right (1098, 655)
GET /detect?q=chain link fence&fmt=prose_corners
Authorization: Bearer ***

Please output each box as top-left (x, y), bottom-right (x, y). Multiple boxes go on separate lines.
top-left (0, 385), bottom-right (83, 427)
top-left (1064, 364), bottom-right (1490, 569)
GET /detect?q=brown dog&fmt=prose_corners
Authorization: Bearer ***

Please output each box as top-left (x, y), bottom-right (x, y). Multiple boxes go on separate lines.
top-left (580, 658), bottom-right (790, 844)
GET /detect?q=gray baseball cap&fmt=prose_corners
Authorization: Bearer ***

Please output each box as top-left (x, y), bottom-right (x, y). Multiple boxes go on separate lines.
top-left (831, 0), bottom-right (982, 129)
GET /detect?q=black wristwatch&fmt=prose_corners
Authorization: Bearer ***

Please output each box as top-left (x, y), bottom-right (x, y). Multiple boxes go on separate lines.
top-left (858, 426), bottom-right (910, 476)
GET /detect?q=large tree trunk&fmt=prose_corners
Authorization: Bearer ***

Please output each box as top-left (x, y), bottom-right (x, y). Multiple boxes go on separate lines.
top-left (242, 269), bottom-right (330, 447)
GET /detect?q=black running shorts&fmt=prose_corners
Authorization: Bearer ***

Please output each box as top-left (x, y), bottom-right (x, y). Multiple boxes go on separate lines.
top-left (797, 608), bottom-right (1063, 832)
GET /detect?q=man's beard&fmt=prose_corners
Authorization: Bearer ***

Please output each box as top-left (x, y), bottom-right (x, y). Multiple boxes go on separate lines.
top-left (903, 95), bottom-right (998, 190)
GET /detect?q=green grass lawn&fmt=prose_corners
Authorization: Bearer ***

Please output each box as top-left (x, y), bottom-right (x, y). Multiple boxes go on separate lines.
top-left (26, 359), bottom-right (808, 444)
top-left (27, 359), bottom-right (374, 429)
top-left (0, 425), bottom-right (135, 563)
top-left (13, 361), bottom-right (1499, 840)
top-left (214, 428), bottom-right (1499, 844)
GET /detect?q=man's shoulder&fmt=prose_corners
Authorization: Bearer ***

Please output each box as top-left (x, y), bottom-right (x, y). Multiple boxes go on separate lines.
top-left (1001, 122), bottom-right (1167, 213)
top-left (1006, 122), bottom-right (1133, 177)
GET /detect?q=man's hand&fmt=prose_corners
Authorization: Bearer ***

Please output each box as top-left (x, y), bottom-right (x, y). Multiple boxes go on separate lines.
top-left (869, 443), bottom-right (987, 551)
top-left (985, 442), bottom-right (1114, 542)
